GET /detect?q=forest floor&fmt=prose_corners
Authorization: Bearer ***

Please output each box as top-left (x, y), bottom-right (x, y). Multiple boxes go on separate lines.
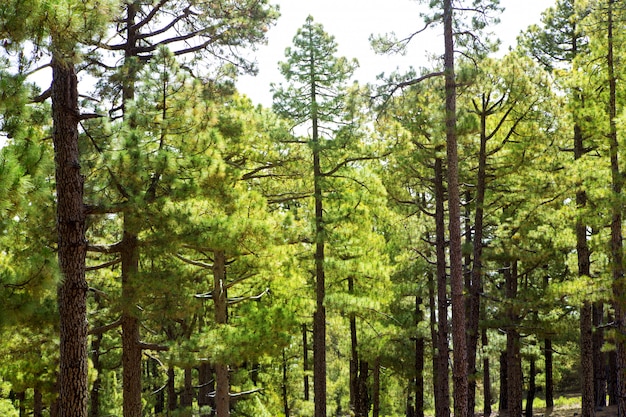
top-left (522, 404), bottom-right (617, 417)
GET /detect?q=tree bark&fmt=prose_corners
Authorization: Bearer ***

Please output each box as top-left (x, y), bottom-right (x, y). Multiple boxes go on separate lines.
top-left (443, 1), bottom-right (468, 416)
top-left (303, 323), bottom-right (310, 401)
top-left (499, 351), bottom-right (508, 413)
top-left (168, 366), bottom-right (177, 412)
top-left (213, 250), bottom-right (230, 417)
top-left (52, 53), bottom-right (89, 417)
top-left (593, 304), bottom-right (606, 408)
top-left (434, 157), bottom-right (451, 417)
top-left (525, 356), bottom-right (537, 417)
top-left (506, 261), bottom-right (522, 417)
top-left (482, 328), bottom-right (492, 416)
top-left (544, 339), bottom-right (554, 408)
top-left (606, 3), bottom-right (626, 416)
top-left (373, 357), bottom-right (381, 417)
top-left (415, 297), bottom-right (425, 417)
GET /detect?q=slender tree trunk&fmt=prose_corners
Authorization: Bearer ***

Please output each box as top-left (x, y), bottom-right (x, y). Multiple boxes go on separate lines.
top-left (606, 3), bottom-right (626, 417)
top-left (349, 277), bottom-right (358, 413)
top-left (499, 351), bottom-right (508, 414)
top-left (415, 296), bottom-right (425, 417)
top-left (121, 226), bottom-right (143, 417)
top-left (213, 250), bottom-right (230, 417)
top-left (506, 261), bottom-right (522, 417)
top-left (525, 356), bottom-right (536, 417)
top-left (34, 385), bottom-right (43, 417)
top-left (180, 367), bottom-right (193, 415)
top-left (303, 323), bottom-right (310, 401)
top-left (153, 359), bottom-right (165, 415)
top-left (198, 363), bottom-right (213, 416)
top-left (482, 328), bottom-right (492, 416)
top-left (435, 156), bottom-right (451, 417)
top-left (17, 391), bottom-right (25, 417)
top-left (282, 349), bottom-right (290, 417)
top-left (544, 339), bottom-right (554, 408)
top-left (90, 331), bottom-right (103, 417)
top-left (468, 94), bottom-right (489, 417)
top-left (168, 366), bottom-right (177, 413)
top-left (428, 271), bottom-right (441, 413)
top-left (443, 1), bottom-right (468, 416)
top-left (594, 304), bottom-right (606, 408)
top-left (311, 73), bottom-right (327, 417)
top-left (52, 53), bottom-right (89, 417)
top-left (373, 357), bottom-right (381, 417)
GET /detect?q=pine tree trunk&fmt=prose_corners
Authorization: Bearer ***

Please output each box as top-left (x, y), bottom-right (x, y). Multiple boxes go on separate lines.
top-left (606, 3), bottom-right (626, 416)
top-left (482, 328), bottom-right (492, 416)
top-left (525, 356), bottom-right (536, 417)
top-left (168, 366), bottom-right (177, 412)
top-left (34, 385), bottom-right (43, 417)
top-left (443, 1), bottom-right (468, 416)
top-left (434, 157), bottom-right (451, 417)
top-left (544, 339), bottom-right (554, 408)
top-left (593, 304), bottom-right (606, 408)
top-left (198, 363), bottom-right (213, 416)
top-left (499, 351), bottom-right (508, 413)
top-left (90, 331), bottom-right (102, 417)
top-left (303, 324), bottom-right (310, 401)
top-left (415, 297), bottom-right (425, 417)
top-left (180, 367), bottom-right (193, 415)
top-left (506, 262), bottom-right (522, 417)
top-left (468, 94), bottom-right (489, 417)
top-left (51, 53), bottom-right (89, 417)
top-left (121, 228), bottom-right (142, 417)
top-left (373, 357), bottom-right (381, 417)
top-left (213, 250), bottom-right (230, 417)
top-left (282, 349), bottom-right (290, 417)
top-left (312, 80), bottom-right (327, 417)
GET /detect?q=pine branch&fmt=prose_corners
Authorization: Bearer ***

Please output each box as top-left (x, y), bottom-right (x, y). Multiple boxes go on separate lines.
top-left (86, 258), bottom-right (121, 271)
top-left (89, 317), bottom-right (122, 335)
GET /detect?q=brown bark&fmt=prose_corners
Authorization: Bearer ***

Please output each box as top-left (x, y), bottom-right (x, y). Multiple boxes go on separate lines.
top-left (443, 1), bottom-right (468, 415)
top-left (482, 328), bottom-right (491, 416)
top-left (312, 70), bottom-right (327, 417)
top-left (213, 250), bottom-right (230, 417)
top-left (525, 356), bottom-right (537, 417)
top-left (594, 304), bottom-right (606, 408)
top-left (121, 227), bottom-right (142, 417)
top-left (506, 261), bottom-right (522, 417)
top-left (303, 323), bottom-right (310, 402)
top-left (434, 157), bottom-right (451, 417)
top-left (372, 357), bottom-right (381, 417)
top-left (606, 3), bottom-right (626, 416)
top-left (180, 367), bottom-right (194, 415)
top-left (52, 53), bottom-right (89, 417)
top-left (499, 351), bottom-right (508, 413)
top-left (34, 385), bottom-right (43, 417)
top-left (198, 363), bottom-right (214, 416)
top-left (544, 339), bottom-right (554, 408)
top-left (282, 349), bottom-right (290, 417)
top-left (415, 297), bottom-right (425, 417)
top-left (167, 366), bottom-right (177, 412)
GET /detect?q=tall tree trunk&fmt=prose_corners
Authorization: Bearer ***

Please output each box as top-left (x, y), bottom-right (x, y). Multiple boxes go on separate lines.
top-left (168, 366), bottom-right (177, 412)
top-left (434, 156), bottom-right (451, 417)
top-left (213, 250), bottom-right (230, 417)
top-left (443, 1), bottom-right (468, 416)
top-left (312, 75), bottom-right (327, 417)
top-left (198, 363), bottom-right (213, 417)
top-left (121, 226), bottom-right (142, 417)
top-left (34, 385), bottom-right (43, 417)
top-left (482, 328), bottom-right (492, 416)
top-left (415, 296), bottom-right (425, 417)
top-left (373, 357), bottom-right (381, 417)
top-left (594, 304), bottom-right (606, 408)
top-left (90, 331), bottom-right (103, 417)
top-left (52, 53), bottom-right (89, 417)
top-left (282, 349), bottom-right (290, 417)
top-left (544, 339), bottom-right (554, 408)
top-left (468, 94), bottom-right (489, 417)
top-left (180, 367), bottom-right (193, 415)
top-left (499, 351), bottom-right (508, 413)
top-left (525, 356), bottom-right (537, 417)
top-left (576, 119), bottom-right (594, 417)
top-left (349, 277), bottom-right (358, 413)
top-left (303, 323), bottom-right (310, 401)
top-left (606, 3), bottom-right (626, 416)
top-left (506, 261), bottom-right (522, 417)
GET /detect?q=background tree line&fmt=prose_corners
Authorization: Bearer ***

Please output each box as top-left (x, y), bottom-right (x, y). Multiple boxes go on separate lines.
top-left (1, 0), bottom-right (625, 417)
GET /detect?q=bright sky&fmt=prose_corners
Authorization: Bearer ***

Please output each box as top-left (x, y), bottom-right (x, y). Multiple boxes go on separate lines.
top-left (236, 0), bottom-right (554, 107)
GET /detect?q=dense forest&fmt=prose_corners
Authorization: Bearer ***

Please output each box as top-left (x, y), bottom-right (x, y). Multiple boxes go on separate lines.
top-left (0, 0), bottom-right (625, 416)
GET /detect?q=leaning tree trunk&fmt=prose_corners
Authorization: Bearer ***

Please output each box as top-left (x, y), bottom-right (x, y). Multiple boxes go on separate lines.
top-left (52, 52), bottom-right (89, 417)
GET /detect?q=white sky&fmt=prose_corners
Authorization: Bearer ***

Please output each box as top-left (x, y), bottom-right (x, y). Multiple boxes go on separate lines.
top-left (236, 0), bottom-right (554, 107)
